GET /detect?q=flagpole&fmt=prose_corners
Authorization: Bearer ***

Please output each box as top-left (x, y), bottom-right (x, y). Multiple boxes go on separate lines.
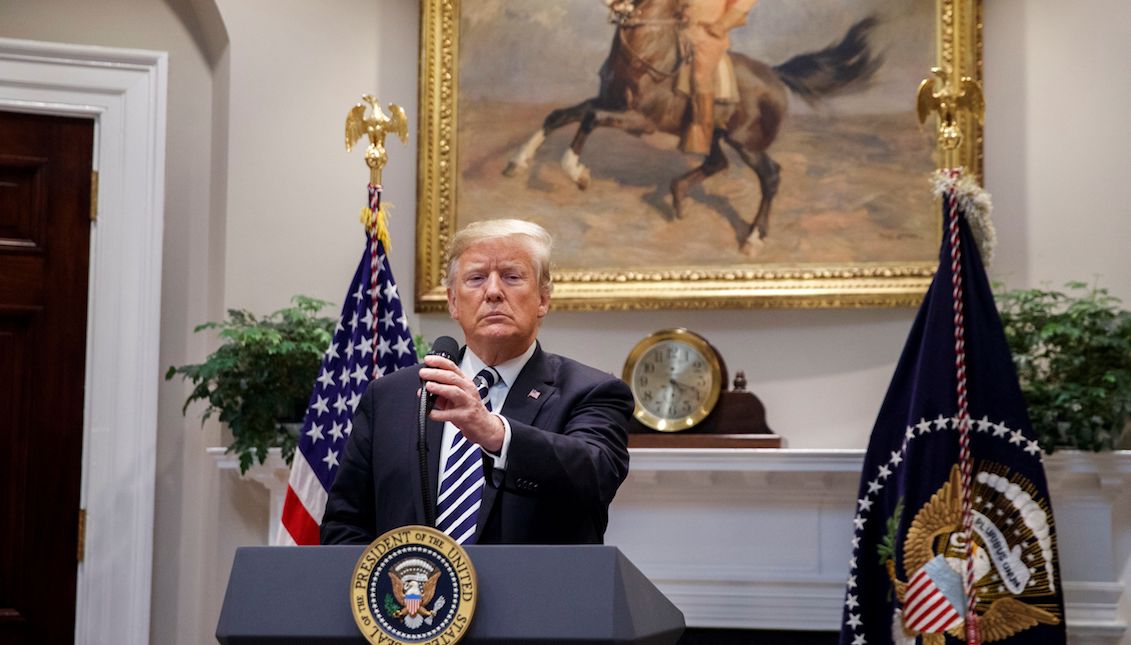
top-left (276, 98), bottom-right (417, 546)
top-left (917, 65), bottom-right (986, 644)
top-left (367, 183), bottom-right (384, 375)
top-left (842, 77), bottom-right (1064, 644)
top-left (345, 94), bottom-right (410, 373)
top-left (944, 171), bottom-right (981, 644)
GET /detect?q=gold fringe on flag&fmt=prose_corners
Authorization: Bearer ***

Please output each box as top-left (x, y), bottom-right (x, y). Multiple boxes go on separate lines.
top-left (359, 201), bottom-right (394, 255)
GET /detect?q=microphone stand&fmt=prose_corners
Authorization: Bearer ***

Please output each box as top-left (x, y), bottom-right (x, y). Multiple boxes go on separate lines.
top-left (418, 389), bottom-right (435, 527)
top-left (417, 336), bottom-right (458, 529)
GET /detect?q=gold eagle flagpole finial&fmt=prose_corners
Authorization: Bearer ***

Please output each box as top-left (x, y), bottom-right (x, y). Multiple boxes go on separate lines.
top-left (345, 94), bottom-right (409, 185)
top-left (916, 67), bottom-right (984, 170)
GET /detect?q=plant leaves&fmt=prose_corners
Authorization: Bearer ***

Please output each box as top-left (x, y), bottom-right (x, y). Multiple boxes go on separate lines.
top-left (167, 296), bottom-right (336, 468)
top-left (995, 282), bottom-right (1131, 452)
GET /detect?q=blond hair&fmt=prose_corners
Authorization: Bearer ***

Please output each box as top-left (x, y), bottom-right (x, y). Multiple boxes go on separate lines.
top-left (442, 219), bottom-right (553, 293)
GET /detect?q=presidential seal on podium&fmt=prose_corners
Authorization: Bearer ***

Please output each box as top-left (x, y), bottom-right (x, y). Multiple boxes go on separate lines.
top-left (350, 526), bottom-right (478, 644)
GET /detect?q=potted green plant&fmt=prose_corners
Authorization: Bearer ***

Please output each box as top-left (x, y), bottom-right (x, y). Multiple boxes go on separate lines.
top-left (166, 296), bottom-right (335, 473)
top-left (996, 281), bottom-right (1131, 453)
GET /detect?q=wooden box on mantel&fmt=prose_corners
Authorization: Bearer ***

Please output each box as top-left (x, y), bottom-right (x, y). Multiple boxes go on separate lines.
top-left (627, 388), bottom-right (781, 449)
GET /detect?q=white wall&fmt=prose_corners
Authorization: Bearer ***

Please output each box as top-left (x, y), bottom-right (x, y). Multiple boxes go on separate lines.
top-left (3, 0), bottom-right (1130, 642)
top-left (984, 0), bottom-right (1131, 304)
top-left (216, 0), bottom-right (384, 314)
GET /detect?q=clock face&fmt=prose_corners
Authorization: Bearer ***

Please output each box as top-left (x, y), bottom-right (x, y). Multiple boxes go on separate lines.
top-left (624, 330), bottom-right (723, 432)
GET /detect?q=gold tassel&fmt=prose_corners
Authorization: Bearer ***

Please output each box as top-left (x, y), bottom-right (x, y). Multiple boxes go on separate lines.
top-left (359, 202), bottom-right (394, 255)
top-left (359, 206), bottom-right (374, 230)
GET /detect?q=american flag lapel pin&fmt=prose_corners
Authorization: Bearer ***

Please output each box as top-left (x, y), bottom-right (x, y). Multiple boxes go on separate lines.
top-left (528, 389), bottom-right (541, 400)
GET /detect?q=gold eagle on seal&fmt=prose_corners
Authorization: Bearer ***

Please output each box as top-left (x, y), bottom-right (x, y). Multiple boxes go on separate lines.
top-left (389, 568), bottom-right (441, 618)
top-left (886, 465), bottom-right (1061, 643)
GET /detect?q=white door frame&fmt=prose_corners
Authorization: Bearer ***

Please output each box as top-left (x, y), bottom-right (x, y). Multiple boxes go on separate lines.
top-left (0, 37), bottom-right (166, 644)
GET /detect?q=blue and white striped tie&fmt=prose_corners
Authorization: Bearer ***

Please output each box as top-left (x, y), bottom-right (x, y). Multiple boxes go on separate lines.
top-left (435, 366), bottom-right (499, 544)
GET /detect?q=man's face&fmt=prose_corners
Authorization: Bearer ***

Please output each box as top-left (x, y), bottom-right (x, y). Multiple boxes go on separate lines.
top-left (447, 237), bottom-right (550, 363)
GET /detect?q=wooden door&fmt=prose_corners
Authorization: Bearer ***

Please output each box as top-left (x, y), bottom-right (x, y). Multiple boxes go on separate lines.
top-left (0, 110), bottom-right (93, 644)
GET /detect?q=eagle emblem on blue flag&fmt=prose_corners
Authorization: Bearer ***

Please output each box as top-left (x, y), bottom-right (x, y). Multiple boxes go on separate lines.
top-left (879, 464), bottom-right (1060, 643)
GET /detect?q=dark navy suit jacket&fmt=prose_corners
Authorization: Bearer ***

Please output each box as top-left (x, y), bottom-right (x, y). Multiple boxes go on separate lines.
top-left (320, 344), bottom-right (633, 545)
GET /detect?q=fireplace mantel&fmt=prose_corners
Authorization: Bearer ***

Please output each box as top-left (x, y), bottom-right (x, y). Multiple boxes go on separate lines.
top-left (211, 447), bottom-right (1131, 642)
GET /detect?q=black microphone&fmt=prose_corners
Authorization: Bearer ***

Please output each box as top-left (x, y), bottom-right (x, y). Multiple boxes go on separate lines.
top-left (423, 335), bottom-right (460, 413)
top-left (418, 335), bottom-right (460, 528)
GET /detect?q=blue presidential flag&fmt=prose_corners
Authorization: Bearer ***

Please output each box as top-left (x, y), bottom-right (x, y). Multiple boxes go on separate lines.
top-left (839, 173), bottom-right (1066, 645)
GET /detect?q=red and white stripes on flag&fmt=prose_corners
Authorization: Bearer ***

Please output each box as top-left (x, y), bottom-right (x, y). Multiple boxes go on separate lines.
top-left (279, 456), bottom-right (326, 545)
top-left (903, 558), bottom-right (965, 633)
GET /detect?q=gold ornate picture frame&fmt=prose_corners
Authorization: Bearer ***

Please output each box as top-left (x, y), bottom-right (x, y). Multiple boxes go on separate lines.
top-left (415, 0), bottom-right (982, 312)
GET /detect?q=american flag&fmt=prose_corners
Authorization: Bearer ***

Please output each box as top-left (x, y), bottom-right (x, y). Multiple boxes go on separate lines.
top-left (277, 185), bottom-right (417, 545)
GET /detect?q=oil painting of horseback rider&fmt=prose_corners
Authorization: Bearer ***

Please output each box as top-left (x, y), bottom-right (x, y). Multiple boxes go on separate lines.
top-left (414, 0), bottom-right (982, 311)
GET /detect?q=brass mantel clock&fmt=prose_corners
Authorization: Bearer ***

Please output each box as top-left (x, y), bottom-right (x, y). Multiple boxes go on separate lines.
top-left (622, 329), bottom-right (726, 432)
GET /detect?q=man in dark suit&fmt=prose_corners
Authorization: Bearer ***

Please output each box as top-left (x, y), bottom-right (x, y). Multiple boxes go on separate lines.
top-left (322, 219), bottom-right (633, 545)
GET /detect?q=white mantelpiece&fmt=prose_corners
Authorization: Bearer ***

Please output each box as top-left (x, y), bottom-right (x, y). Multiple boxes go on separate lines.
top-left (208, 447), bottom-right (289, 546)
top-left (212, 447), bottom-right (1131, 642)
top-left (606, 449), bottom-right (1131, 644)
top-left (607, 449), bottom-right (864, 633)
